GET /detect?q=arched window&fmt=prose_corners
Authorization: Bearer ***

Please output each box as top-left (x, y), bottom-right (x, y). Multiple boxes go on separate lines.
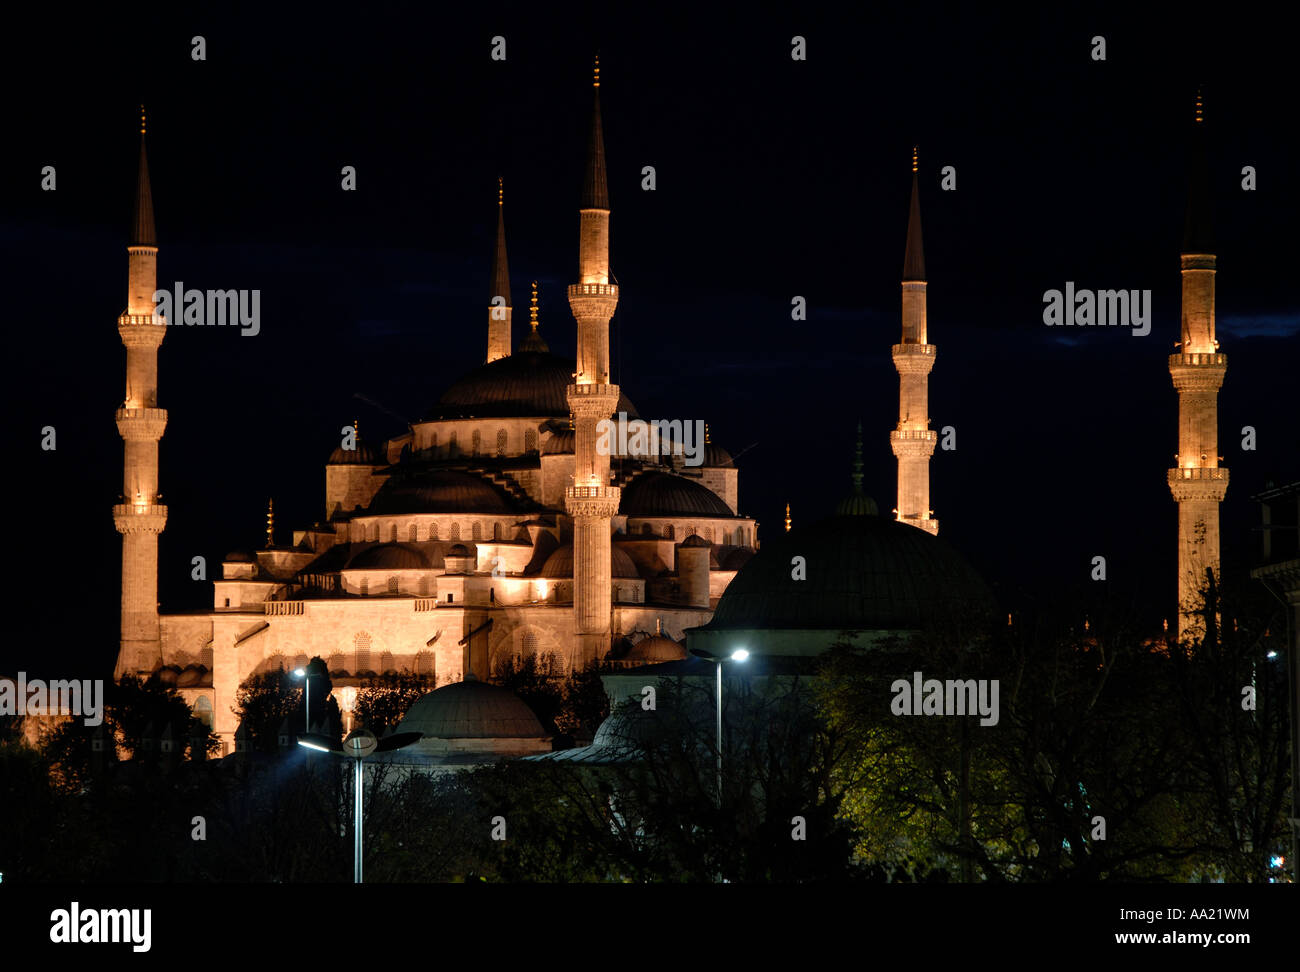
top-left (493, 522), bottom-right (502, 540)
top-left (415, 650), bottom-right (435, 676)
top-left (354, 632), bottom-right (372, 673)
top-left (389, 524), bottom-right (397, 542)
top-left (450, 522), bottom-right (460, 541)
top-left (496, 428), bottom-right (507, 456)
top-left (667, 524), bottom-right (675, 540)
top-left (388, 576), bottom-right (398, 594)
top-left (359, 578), bottom-right (369, 596)
top-left (369, 524), bottom-right (379, 542)
top-left (471, 429), bottom-right (481, 455)
top-left (522, 630), bottom-right (539, 656)
top-left (525, 428), bottom-right (537, 453)
top-left (449, 430), bottom-right (457, 456)
top-left (408, 524), bottom-right (418, 541)
top-left (428, 521), bottom-right (439, 540)
top-left (641, 523), bottom-right (652, 536)
top-left (472, 522), bottom-right (482, 541)
top-left (705, 526), bottom-right (714, 542)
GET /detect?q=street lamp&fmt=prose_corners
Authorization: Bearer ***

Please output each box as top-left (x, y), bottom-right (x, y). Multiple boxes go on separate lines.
top-left (297, 728), bottom-right (422, 883)
top-left (292, 668), bottom-right (310, 732)
top-left (689, 647), bottom-right (750, 806)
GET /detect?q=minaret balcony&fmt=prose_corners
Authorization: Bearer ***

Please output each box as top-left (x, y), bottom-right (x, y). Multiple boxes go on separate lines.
top-left (890, 429), bottom-right (937, 457)
top-left (116, 407), bottom-right (168, 441)
top-left (892, 343), bottom-right (936, 374)
top-left (566, 485), bottom-right (622, 518)
top-left (567, 382), bottom-right (621, 414)
top-left (1169, 352), bottom-right (1227, 368)
top-left (113, 503), bottom-right (168, 534)
top-left (118, 313), bottom-right (166, 349)
top-left (1167, 466), bottom-right (1229, 503)
top-left (1169, 353), bottom-right (1227, 393)
top-left (568, 283), bottom-right (619, 298)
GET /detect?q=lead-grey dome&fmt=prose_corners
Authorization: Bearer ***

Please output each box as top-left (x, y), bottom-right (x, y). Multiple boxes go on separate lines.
top-left (702, 511), bottom-right (993, 632)
top-left (346, 543), bottom-right (431, 570)
top-left (427, 352), bottom-right (639, 420)
top-left (397, 678), bottom-right (546, 739)
top-left (621, 472), bottom-right (734, 518)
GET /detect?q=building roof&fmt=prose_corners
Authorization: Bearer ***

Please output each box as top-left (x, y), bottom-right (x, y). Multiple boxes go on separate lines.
top-left (621, 635), bottom-right (687, 664)
top-left (427, 351), bottom-right (638, 420)
top-left (132, 130), bottom-right (156, 247)
top-left (699, 510), bottom-right (993, 632)
top-left (328, 441), bottom-right (381, 465)
top-left (397, 678), bottom-right (546, 739)
top-left (1182, 109), bottom-right (1214, 254)
top-left (622, 472), bottom-right (734, 518)
top-left (903, 170), bottom-right (925, 282)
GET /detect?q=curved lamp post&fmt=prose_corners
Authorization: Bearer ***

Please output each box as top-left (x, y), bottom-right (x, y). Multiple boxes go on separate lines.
top-left (689, 647), bottom-right (750, 805)
top-left (298, 728), bottom-right (422, 883)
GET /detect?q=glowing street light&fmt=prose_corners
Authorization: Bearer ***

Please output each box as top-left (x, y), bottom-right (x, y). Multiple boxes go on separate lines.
top-left (689, 647), bottom-right (750, 806)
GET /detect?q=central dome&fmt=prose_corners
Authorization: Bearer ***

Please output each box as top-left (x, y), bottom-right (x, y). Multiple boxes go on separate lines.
top-left (702, 511), bottom-right (993, 632)
top-left (368, 469), bottom-right (515, 514)
top-left (427, 351), bottom-right (639, 419)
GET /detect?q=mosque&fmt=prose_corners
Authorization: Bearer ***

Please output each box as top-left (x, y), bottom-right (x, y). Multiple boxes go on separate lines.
top-left (111, 72), bottom-right (1227, 758)
top-left (112, 68), bottom-right (758, 751)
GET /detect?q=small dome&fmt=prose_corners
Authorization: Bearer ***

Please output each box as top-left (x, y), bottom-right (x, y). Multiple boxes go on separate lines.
top-left (835, 490), bottom-right (879, 517)
top-left (678, 534), bottom-right (711, 548)
top-left (621, 473), bottom-right (733, 518)
top-left (541, 542), bottom-right (639, 578)
top-left (224, 550), bottom-right (255, 563)
top-left (447, 543), bottom-right (472, 558)
top-left (622, 635), bottom-right (687, 664)
top-left (328, 441), bottom-right (381, 465)
top-left (703, 442), bottom-right (733, 467)
top-left (346, 543), bottom-right (431, 570)
top-left (542, 429), bottom-right (575, 455)
top-left (397, 679), bottom-right (546, 739)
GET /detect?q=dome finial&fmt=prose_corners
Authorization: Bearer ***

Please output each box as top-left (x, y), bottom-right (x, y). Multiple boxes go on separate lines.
top-left (519, 280), bottom-right (550, 353)
top-left (1195, 85), bottom-right (1204, 124)
top-left (498, 175), bottom-right (504, 206)
top-left (265, 498), bottom-right (274, 549)
top-left (911, 144), bottom-right (918, 174)
top-left (593, 54), bottom-right (600, 88)
top-left (530, 280), bottom-right (539, 327)
top-left (784, 502), bottom-right (791, 533)
top-left (835, 422), bottom-right (878, 516)
top-left (140, 104), bottom-right (147, 136)
top-left (852, 421), bottom-right (864, 493)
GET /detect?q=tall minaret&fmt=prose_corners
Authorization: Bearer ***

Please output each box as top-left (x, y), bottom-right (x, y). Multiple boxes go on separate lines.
top-left (113, 106), bottom-right (168, 679)
top-left (487, 176), bottom-right (512, 362)
top-left (566, 57), bottom-right (621, 667)
top-left (1169, 90), bottom-right (1228, 639)
top-left (890, 147), bottom-right (939, 536)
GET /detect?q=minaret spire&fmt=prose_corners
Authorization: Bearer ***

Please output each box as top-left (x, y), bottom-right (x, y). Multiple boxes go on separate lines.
top-left (567, 55), bottom-right (621, 667)
top-left (486, 176), bottom-right (512, 362)
top-left (114, 106), bottom-right (168, 680)
top-left (1169, 88), bottom-right (1227, 639)
top-left (891, 147), bottom-right (938, 535)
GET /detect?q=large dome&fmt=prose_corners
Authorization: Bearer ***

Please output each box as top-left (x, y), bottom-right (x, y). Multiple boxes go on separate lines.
top-left (703, 511), bottom-right (993, 632)
top-left (426, 351), bottom-right (638, 420)
top-left (346, 543), bottom-right (431, 570)
top-left (397, 678), bottom-right (546, 739)
top-left (621, 472), bottom-right (734, 518)
top-left (368, 469), bottom-right (515, 514)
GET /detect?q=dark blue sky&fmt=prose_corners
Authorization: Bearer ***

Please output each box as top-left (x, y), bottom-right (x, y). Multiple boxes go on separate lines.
top-left (4, 5), bottom-right (1297, 678)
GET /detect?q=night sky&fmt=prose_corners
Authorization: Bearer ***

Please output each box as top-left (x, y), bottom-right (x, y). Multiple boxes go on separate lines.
top-left (5, 7), bottom-right (1296, 679)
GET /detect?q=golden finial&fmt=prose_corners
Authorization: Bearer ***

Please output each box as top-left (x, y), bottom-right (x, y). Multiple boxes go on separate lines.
top-left (498, 175), bottom-right (504, 207)
top-left (593, 55), bottom-right (600, 88)
top-left (1007, 613), bottom-right (1013, 627)
top-left (265, 498), bottom-right (274, 548)
top-left (784, 502), bottom-right (791, 533)
top-left (911, 145), bottom-right (918, 174)
top-left (353, 417), bottom-right (360, 441)
top-left (1084, 616), bottom-right (1090, 632)
top-left (705, 423), bottom-right (711, 444)
top-left (1195, 86), bottom-right (1203, 124)
top-left (530, 280), bottom-right (540, 330)
top-left (140, 104), bottom-right (147, 136)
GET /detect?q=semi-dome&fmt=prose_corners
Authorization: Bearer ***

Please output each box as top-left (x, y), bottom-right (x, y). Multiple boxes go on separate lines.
top-left (368, 469), bottom-right (514, 514)
top-left (622, 472), bottom-right (734, 518)
top-left (346, 542), bottom-right (431, 570)
top-left (427, 352), bottom-right (638, 420)
top-left (703, 442), bottom-right (733, 467)
top-left (542, 429), bottom-right (575, 454)
top-left (397, 678), bottom-right (546, 739)
top-left (541, 542), bottom-right (640, 578)
top-left (703, 511), bottom-right (993, 632)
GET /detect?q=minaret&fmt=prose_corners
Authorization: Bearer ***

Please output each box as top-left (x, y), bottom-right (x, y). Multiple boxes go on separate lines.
top-left (1169, 90), bottom-right (1228, 639)
top-left (890, 147), bottom-right (939, 536)
top-left (487, 176), bottom-right (512, 362)
top-left (566, 57), bottom-right (621, 667)
top-left (113, 106), bottom-right (168, 679)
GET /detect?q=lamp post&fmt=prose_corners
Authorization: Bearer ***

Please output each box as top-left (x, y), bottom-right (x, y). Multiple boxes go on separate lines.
top-left (298, 728), bottom-right (421, 883)
top-left (689, 647), bottom-right (750, 806)
top-left (292, 667), bottom-right (310, 732)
